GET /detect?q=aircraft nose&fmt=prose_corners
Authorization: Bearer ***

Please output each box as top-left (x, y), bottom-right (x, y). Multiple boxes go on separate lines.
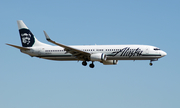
top-left (161, 51), bottom-right (167, 57)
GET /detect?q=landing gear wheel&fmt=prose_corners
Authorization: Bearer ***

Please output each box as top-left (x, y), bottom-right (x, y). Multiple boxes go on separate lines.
top-left (149, 63), bottom-right (153, 66)
top-left (82, 61), bottom-right (87, 66)
top-left (89, 63), bottom-right (95, 68)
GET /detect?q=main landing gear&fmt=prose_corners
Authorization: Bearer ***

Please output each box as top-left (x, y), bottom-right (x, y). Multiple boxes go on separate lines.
top-left (82, 61), bottom-right (87, 66)
top-left (82, 61), bottom-right (95, 68)
top-left (89, 62), bottom-right (95, 68)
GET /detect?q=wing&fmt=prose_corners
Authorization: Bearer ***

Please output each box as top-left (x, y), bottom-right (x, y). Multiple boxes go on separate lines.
top-left (43, 31), bottom-right (90, 60)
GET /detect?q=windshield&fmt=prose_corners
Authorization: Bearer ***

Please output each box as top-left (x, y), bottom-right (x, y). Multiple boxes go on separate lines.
top-left (154, 48), bottom-right (160, 50)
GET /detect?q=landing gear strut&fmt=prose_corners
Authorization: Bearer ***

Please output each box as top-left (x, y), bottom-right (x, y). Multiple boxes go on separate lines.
top-left (82, 61), bottom-right (87, 66)
top-left (89, 62), bottom-right (95, 68)
top-left (149, 59), bottom-right (158, 66)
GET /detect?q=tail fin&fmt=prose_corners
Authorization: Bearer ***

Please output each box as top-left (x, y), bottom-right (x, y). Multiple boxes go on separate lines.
top-left (17, 20), bottom-right (50, 47)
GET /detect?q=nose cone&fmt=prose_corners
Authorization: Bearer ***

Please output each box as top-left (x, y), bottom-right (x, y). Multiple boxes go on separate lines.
top-left (161, 51), bottom-right (167, 57)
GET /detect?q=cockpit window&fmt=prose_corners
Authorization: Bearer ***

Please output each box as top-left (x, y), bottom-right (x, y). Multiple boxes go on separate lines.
top-left (154, 48), bottom-right (160, 50)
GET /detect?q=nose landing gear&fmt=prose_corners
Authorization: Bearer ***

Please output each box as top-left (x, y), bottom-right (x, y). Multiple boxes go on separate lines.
top-left (149, 59), bottom-right (158, 66)
top-left (149, 62), bottom-right (153, 66)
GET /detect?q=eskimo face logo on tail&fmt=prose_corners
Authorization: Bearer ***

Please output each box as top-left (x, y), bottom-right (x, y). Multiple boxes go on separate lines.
top-left (21, 33), bottom-right (31, 45)
top-left (19, 29), bottom-right (35, 47)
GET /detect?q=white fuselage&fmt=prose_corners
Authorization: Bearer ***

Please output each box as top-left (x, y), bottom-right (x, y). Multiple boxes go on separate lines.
top-left (21, 44), bottom-right (166, 61)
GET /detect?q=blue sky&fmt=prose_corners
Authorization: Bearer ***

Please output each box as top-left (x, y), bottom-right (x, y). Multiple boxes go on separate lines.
top-left (1, 0), bottom-right (180, 108)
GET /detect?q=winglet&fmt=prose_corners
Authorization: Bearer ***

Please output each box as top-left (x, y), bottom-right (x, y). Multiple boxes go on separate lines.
top-left (43, 31), bottom-right (51, 41)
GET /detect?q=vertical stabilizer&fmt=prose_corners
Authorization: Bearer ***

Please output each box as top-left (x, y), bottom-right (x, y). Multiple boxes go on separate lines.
top-left (17, 20), bottom-right (50, 47)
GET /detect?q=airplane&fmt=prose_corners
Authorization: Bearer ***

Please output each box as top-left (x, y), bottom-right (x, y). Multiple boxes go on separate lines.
top-left (6, 20), bottom-right (167, 68)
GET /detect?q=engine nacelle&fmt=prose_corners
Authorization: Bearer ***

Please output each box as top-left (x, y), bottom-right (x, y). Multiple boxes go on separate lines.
top-left (90, 53), bottom-right (107, 61)
top-left (102, 60), bottom-right (118, 65)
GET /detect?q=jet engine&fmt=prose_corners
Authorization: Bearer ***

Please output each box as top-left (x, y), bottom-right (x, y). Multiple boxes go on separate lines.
top-left (90, 53), bottom-right (107, 61)
top-left (102, 60), bottom-right (118, 65)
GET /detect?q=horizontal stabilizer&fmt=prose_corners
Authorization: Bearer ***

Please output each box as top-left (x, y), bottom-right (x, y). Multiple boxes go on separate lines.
top-left (6, 43), bottom-right (30, 50)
